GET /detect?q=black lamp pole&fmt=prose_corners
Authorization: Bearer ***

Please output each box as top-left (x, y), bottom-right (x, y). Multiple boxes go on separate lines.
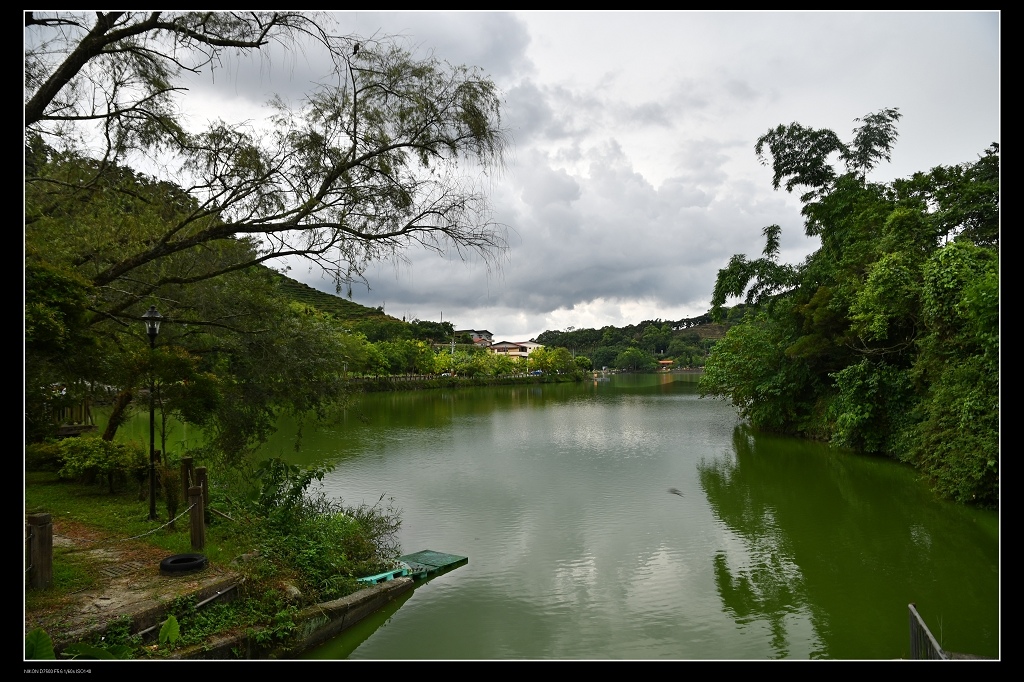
top-left (143, 306), bottom-right (163, 521)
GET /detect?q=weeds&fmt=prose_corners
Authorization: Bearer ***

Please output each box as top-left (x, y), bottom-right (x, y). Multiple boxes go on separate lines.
top-left (26, 457), bottom-right (403, 657)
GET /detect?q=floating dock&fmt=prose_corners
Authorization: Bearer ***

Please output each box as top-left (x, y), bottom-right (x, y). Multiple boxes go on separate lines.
top-left (357, 550), bottom-right (468, 585)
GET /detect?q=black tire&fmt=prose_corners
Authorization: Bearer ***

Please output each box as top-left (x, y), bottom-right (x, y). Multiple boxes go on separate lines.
top-left (160, 553), bottom-right (208, 575)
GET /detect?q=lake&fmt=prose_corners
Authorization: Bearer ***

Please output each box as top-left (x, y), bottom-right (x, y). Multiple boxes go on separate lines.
top-left (241, 373), bottom-right (997, 660)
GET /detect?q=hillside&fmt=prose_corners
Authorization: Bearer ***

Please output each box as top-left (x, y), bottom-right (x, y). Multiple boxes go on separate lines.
top-left (267, 265), bottom-right (730, 344)
top-left (684, 323), bottom-right (728, 340)
top-left (267, 268), bottom-right (401, 324)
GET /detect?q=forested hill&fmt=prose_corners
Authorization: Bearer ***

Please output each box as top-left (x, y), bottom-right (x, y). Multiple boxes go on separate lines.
top-left (268, 265), bottom-right (735, 347)
top-left (267, 268), bottom-right (400, 325)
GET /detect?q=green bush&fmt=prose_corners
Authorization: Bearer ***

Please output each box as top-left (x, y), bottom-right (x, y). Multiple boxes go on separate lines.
top-left (25, 441), bottom-right (63, 472)
top-left (235, 458), bottom-right (402, 603)
top-left (57, 437), bottom-right (147, 493)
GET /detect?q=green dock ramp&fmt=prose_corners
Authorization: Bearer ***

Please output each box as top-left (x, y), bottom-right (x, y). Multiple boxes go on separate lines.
top-left (358, 550), bottom-right (467, 585)
top-left (398, 550), bottom-right (468, 580)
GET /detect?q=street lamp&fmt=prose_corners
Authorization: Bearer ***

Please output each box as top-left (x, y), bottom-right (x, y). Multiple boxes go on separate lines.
top-left (143, 305), bottom-right (163, 521)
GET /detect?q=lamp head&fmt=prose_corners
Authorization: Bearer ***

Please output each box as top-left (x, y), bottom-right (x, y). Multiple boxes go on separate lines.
top-left (142, 305), bottom-right (163, 339)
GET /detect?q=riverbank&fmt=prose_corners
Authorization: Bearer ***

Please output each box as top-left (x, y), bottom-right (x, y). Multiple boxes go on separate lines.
top-left (348, 367), bottom-right (702, 393)
top-left (348, 371), bottom-right (581, 393)
top-left (24, 466), bottom-right (405, 661)
top-left (25, 517), bottom-right (416, 660)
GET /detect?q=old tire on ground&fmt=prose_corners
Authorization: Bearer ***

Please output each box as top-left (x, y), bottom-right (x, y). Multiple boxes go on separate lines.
top-left (160, 553), bottom-right (208, 575)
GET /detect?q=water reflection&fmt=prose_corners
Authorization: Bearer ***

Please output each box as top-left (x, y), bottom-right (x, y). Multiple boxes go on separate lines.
top-left (698, 423), bottom-right (998, 659)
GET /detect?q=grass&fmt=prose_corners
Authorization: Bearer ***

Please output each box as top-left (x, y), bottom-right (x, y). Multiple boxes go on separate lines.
top-left (25, 470), bottom-right (252, 565)
top-left (25, 540), bottom-right (98, 614)
top-left (25, 469), bottom-right (264, 654)
top-left (25, 462), bottom-right (401, 659)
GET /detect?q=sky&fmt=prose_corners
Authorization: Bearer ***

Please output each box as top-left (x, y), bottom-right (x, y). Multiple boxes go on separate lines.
top-left (181, 11), bottom-right (1000, 341)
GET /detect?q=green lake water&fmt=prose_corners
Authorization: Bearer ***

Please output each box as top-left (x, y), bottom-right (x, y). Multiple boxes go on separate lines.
top-left (108, 373), bottom-right (1000, 659)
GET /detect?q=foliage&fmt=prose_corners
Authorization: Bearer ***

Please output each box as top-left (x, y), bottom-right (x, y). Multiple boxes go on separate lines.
top-left (62, 616), bottom-right (139, 659)
top-left (536, 317), bottom-right (726, 371)
top-left (233, 458), bottom-right (402, 602)
top-left (614, 347), bottom-right (657, 372)
top-left (161, 597), bottom-right (243, 651)
top-left (703, 109), bottom-right (998, 506)
top-left (25, 11), bottom-right (508, 470)
top-left (56, 437), bottom-right (147, 493)
top-left (828, 360), bottom-right (916, 454)
top-left (26, 12), bottom-right (508, 301)
top-left (906, 241), bottom-right (999, 504)
top-left (25, 628), bottom-right (55, 660)
top-left (250, 604), bottom-right (300, 648)
top-left (26, 441), bottom-right (64, 472)
top-left (700, 312), bottom-right (818, 435)
top-left (158, 615), bottom-right (181, 648)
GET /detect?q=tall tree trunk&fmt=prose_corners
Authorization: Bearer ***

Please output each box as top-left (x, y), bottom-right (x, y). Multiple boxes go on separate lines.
top-left (102, 389), bottom-right (133, 441)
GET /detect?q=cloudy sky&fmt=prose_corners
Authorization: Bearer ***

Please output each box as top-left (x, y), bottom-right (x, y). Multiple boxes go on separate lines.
top-left (188, 11), bottom-right (1000, 341)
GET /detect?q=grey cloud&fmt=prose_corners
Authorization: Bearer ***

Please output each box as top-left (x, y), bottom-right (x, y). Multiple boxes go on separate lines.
top-left (519, 164), bottom-right (581, 208)
top-left (282, 11), bottom-right (997, 340)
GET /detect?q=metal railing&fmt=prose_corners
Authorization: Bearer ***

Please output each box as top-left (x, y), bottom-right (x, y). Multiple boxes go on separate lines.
top-left (909, 603), bottom-right (948, 660)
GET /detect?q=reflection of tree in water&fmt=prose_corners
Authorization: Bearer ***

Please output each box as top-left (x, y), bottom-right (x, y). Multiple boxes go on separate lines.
top-left (699, 425), bottom-right (820, 659)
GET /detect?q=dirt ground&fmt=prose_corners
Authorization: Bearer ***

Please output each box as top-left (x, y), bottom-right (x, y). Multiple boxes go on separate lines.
top-left (25, 519), bottom-right (240, 653)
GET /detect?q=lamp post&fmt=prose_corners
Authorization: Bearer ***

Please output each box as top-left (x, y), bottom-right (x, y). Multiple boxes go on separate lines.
top-left (143, 305), bottom-right (163, 521)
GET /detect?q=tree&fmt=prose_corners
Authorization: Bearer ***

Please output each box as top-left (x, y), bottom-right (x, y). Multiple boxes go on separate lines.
top-left (754, 107), bottom-right (901, 203)
top-left (703, 109), bottom-right (998, 506)
top-left (25, 12), bottom-right (509, 453)
top-left (26, 12), bottom-right (508, 318)
top-left (615, 347), bottom-right (656, 372)
top-left (409, 319), bottom-right (455, 344)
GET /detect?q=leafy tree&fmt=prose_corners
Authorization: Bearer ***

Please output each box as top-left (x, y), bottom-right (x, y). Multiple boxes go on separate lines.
top-left (640, 323), bottom-right (673, 355)
top-left (56, 437), bottom-right (147, 493)
top-left (354, 317), bottom-right (412, 343)
top-left (702, 109), bottom-right (998, 506)
top-left (26, 11), bottom-right (507, 318)
top-left (25, 12), bottom-right (509, 459)
top-left (907, 241), bottom-right (999, 505)
top-left (409, 319), bottom-right (455, 344)
top-left (590, 347), bottom-right (619, 371)
top-left (485, 353), bottom-right (519, 377)
top-left (614, 347), bottom-right (656, 372)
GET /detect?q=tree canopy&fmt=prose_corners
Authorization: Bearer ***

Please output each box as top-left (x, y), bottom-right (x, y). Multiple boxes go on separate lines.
top-left (26, 11), bottom-right (508, 307)
top-left (24, 12), bottom-right (509, 457)
top-left (701, 109), bottom-right (999, 507)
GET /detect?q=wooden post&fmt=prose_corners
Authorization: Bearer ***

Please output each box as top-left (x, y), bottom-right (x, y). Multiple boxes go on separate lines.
top-left (196, 467), bottom-right (209, 525)
top-left (27, 513), bottom-right (53, 589)
top-left (188, 486), bottom-right (205, 551)
top-left (180, 457), bottom-right (194, 503)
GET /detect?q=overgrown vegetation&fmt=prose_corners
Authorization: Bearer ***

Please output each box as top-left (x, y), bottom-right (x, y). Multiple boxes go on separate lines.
top-left (25, 456), bottom-right (402, 659)
top-left (699, 109), bottom-right (998, 507)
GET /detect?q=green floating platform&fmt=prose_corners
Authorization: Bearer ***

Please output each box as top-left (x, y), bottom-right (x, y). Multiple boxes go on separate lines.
top-left (359, 550), bottom-right (467, 584)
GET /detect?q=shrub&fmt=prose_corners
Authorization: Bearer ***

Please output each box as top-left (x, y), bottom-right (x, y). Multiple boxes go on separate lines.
top-left (234, 458), bottom-right (402, 603)
top-left (57, 437), bottom-right (147, 493)
top-left (25, 441), bottom-right (63, 472)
